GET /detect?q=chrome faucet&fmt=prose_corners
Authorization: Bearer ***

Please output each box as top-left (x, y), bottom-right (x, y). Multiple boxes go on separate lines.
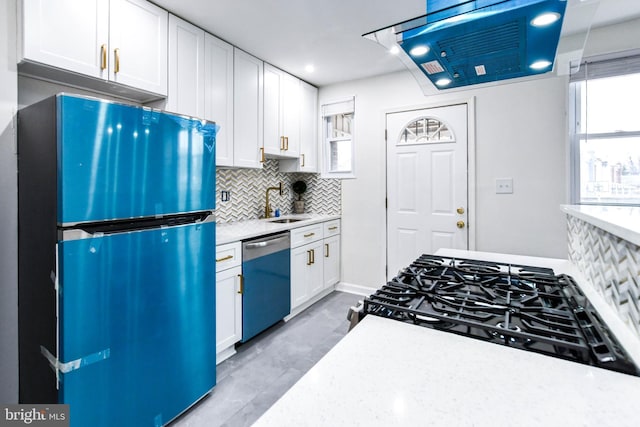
top-left (265, 182), bottom-right (283, 218)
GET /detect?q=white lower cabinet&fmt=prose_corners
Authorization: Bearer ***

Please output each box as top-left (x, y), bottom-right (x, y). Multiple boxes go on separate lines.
top-left (215, 241), bottom-right (242, 363)
top-left (290, 220), bottom-right (341, 311)
top-left (291, 240), bottom-right (323, 309)
top-left (323, 234), bottom-right (340, 289)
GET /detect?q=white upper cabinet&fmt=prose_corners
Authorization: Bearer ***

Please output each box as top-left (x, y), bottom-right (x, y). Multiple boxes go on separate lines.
top-left (108, 0), bottom-right (168, 96)
top-left (204, 34), bottom-right (234, 168)
top-left (167, 14), bottom-right (205, 118)
top-left (19, 0), bottom-right (168, 99)
top-left (20, 0), bottom-right (109, 79)
top-left (263, 64), bottom-right (300, 159)
top-left (280, 80), bottom-right (318, 173)
top-left (233, 49), bottom-right (264, 169)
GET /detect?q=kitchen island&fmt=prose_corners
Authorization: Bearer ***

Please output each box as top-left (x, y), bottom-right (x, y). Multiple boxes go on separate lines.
top-left (253, 250), bottom-right (640, 427)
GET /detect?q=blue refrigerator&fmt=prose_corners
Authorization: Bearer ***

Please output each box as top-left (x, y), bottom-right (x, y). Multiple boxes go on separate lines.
top-left (18, 94), bottom-right (218, 426)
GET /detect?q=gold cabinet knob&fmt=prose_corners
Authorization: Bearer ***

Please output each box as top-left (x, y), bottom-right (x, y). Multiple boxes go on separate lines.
top-left (456, 221), bottom-right (465, 229)
top-left (457, 207), bottom-right (465, 214)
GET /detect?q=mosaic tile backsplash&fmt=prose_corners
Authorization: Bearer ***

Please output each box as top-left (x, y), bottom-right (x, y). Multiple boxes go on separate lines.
top-left (567, 215), bottom-right (640, 338)
top-left (216, 159), bottom-right (341, 223)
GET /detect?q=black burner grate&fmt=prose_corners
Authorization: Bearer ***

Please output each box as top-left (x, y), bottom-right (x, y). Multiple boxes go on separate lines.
top-left (365, 254), bottom-right (639, 376)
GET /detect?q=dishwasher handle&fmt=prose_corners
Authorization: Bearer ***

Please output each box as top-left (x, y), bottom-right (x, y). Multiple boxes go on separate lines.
top-left (244, 235), bottom-right (289, 249)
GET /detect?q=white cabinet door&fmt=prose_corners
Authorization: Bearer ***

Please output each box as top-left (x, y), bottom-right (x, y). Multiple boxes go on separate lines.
top-left (109, 0), bottom-right (168, 96)
top-left (20, 0), bottom-right (109, 79)
top-left (216, 265), bottom-right (242, 354)
top-left (308, 240), bottom-right (324, 296)
top-left (291, 244), bottom-right (311, 309)
top-left (263, 64), bottom-right (300, 159)
top-left (281, 72), bottom-right (301, 157)
top-left (291, 241), bottom-right (323, 310)
top-left (205, 34), bottom-right (234, 167)
top-left (279, 80), bottom-right (318, 173)
top-left (263, 63), bottom-right (283, 157)
top-left (167, 14), bottom-right (205, 118)
top-left (323, 234), bottom-right (340, 289)
top-left (233, 49), bottom-right (263, 169)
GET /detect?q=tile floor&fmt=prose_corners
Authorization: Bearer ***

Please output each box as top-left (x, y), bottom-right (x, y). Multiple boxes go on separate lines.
top-left (170, 291), bottom-right (362, 427)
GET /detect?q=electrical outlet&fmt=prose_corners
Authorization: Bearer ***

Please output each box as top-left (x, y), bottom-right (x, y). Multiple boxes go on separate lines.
top-left (496, 178), bottom-right (513, 194)
top-left (221, 191), bottom-right (230, 202)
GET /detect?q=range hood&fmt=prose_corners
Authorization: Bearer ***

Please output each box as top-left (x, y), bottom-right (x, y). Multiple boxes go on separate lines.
top-left (364, 0), bottom-right (593, 93)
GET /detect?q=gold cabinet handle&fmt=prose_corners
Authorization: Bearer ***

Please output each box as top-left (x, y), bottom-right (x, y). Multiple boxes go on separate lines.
top-left (284, 136), bottom-right (289, 150)
top-left (216, 254), bottom-right (233, 263)
top-left (325, 243), bottom-right (329, 258)
top-left (311, 248), bottom-right (315, 264)
top-left (301, 153), bottom-right (305, 167)
top-left (280, 136), bottom-right (285, 150)
top-left (260, 147), bottom-right (265, 163)
top-left (100, 44), bottom-right (107, 70)
top-left (304, 232), bottom-right (315, 238)
top-left (457, 207), bottom-right (465, 214)
top-left (456, 221), bottom-right (465, 229)
top-left (237, 274), bottom-right (244, 294)
top-left (328, 226), bottom-right (338, 231)
top-left (114, 48), bottom-right (120, 73)
top-left (306, 250), bottom-right (312, 266)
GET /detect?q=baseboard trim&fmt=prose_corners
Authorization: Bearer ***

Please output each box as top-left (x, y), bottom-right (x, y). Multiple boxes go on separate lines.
top-left (335, 282), bottom-right (375, 296)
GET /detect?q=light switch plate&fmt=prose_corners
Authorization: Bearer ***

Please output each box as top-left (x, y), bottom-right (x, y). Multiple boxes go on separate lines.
top-left (496, 178), bottom-right (513, 194)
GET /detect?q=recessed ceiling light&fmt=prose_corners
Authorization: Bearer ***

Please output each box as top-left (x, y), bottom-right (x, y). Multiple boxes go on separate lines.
top-left (530, 60), bottom-right (552, 70)
top-left (305, 64), bottom-right (315, 73)
top-left (389, 46), bottom-right (400, 55)
top-left (435, 78), bottom-right (452, 87)
top-left (531, 12), bottom-right (561, 27)
top-left (409, 45), bottom-right (429, 57)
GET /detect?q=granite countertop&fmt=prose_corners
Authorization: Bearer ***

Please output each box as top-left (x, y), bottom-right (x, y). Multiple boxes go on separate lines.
top-left (561, 204), bottom-right (640, 246)
top-left (253, 249), bottom-right (640, 427)
top-left (216, 214), bottom-right (340, 245)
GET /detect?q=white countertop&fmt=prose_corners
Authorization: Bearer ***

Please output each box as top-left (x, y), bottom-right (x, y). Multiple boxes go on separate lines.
top-left (216, 214), bottom-right (340, 245)
top-left (561, 204), bottom-right (640, 247)
top-left (254, 249), bottom-right (640, 427)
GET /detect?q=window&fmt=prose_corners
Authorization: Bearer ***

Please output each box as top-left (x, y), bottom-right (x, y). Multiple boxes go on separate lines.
top-left (570, 54), bottom-right (640, 206)
top-left (398, 117), bottom-right (453, 144)
top-left (322, 97), bottom-right (355, 178)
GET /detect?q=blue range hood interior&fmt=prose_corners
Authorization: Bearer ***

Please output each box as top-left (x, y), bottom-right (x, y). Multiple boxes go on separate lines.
top-left (372, 0), bottom-right (568, 90)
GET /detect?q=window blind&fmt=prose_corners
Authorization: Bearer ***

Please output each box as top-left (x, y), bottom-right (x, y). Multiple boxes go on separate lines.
top-left (321, 97), bottom-right (355, 117)
top-left (570, 52), bottom-right (640, 82)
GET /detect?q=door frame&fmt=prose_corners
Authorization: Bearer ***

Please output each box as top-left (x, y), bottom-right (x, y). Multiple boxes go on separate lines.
top-left (384, 97), bottom-right (477, 273)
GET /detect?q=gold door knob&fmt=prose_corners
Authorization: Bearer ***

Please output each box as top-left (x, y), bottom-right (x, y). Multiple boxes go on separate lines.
top-left (456, 221), bottom-right (465, 229)
top-left (457, 207), bottom-right (465, 214)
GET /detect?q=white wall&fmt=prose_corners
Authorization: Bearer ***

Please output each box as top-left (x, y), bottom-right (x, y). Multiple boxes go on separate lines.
top-left (322, 71), bottom-right (569, 290)
top-left (1, 0), bottom-right (18, 404)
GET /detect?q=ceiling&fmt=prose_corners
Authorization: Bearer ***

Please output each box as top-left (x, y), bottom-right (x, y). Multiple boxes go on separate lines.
top-left (152, 0), bottom-right (640, 87)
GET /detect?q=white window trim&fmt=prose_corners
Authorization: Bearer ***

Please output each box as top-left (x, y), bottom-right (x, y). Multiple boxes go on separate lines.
top-left (321, 96), bottom-right (356, 179)
top-left (569, 52), bottom-right (640, 206)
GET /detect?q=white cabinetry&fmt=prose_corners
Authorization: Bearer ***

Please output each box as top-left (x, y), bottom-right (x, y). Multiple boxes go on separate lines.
top-left (323, 220), bottom-right (341, 288)
top-left (166, 16), bottom-right (234, 167)
top-left (167, 14), bottom-right (204, 118)
top-left (215, 241), bottom-right (242, 364)
top-left (290, 223), bottom-right (324, 310)
top-left (19, 0), bottom-right (168, 99)
top-left (264, 64), bottom-right (300, 159)
top-left (205, 35), bottom-right (234, 167)
top-left (290, 220), bottom-right (341, 312)
top-left (280, 80), bottom-right (318, 173)
top-left (233, 49), bottom-right (264, 169)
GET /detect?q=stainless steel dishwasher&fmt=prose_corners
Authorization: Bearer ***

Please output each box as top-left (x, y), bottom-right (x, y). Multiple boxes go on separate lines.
top-left (241, 232), bottom-right (291, 342)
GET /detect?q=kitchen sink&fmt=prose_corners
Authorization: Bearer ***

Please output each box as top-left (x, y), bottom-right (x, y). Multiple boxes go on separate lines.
top-left (268, 218), bottom-right (305, 223)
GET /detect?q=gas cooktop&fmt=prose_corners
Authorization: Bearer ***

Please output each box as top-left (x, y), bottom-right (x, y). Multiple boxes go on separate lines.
top-left (364, 254), bottom-right (639, 376)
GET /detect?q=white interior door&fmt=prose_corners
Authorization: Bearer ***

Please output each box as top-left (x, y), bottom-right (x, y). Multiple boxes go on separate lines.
top-left (386, 104), bottom-right (468, 279)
